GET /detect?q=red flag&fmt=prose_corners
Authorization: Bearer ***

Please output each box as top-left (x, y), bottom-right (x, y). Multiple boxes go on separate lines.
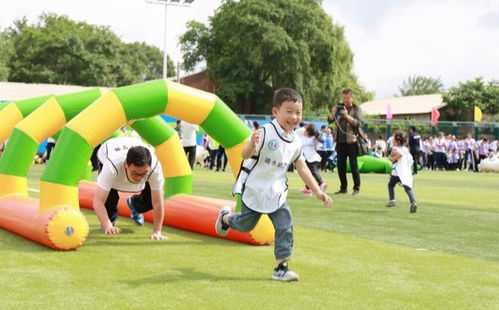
top-left (386, 103), bottom-right (393, 120)
top-left (431, 107), bottom-right (440, 125)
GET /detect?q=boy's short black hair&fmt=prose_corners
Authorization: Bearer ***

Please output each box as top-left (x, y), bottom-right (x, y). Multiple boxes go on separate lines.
top-left (273, 88), bottom-right (303, 108)
top-left (342, 88), bottom-right (353, 95)
top-left (393, 130), bottom-right (408, 145)
top-left (410, 125), bottom-right (417, 132)
top-left (126, 146), bottom-right (152, 167)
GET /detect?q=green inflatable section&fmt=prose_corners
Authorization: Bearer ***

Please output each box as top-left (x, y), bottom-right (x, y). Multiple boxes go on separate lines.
top-left (347, 156), bottom-right (392, 174)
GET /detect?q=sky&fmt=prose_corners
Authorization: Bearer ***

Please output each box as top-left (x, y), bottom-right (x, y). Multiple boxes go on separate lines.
top-left (0, 0), bottom-right (498, 99)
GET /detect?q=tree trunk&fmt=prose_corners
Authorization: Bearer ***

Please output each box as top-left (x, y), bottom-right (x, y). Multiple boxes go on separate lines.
top-left (240, 97), bottom-right (253, 114)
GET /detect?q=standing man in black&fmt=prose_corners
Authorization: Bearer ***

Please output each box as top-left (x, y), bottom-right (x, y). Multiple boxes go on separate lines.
top-left (408, 126), bottom-right (421, 175)
top-left (328, 89), bottom-right (363, 196)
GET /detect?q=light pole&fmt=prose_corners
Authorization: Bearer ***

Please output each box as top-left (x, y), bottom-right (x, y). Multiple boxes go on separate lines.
top-left (146, 0), bottom-right (196, 80)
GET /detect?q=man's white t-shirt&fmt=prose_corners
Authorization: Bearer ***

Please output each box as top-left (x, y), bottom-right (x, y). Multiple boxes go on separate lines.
top-left (233, 119), bottom-right (304, 213)
top-left (97, 137), bottom-right (164, 192)
top-left (180, 121), bottom-right (199, 147)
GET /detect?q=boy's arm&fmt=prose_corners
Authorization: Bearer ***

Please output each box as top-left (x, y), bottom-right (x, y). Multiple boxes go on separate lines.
top-left (295, 159), bottom-right (332, 207)
top-left (242, 140), bottom-right (256, 159)
top-left (242, 129), bottom-right (262, 159)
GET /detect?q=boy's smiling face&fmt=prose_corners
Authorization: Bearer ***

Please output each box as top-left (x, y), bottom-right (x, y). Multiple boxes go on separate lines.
top-left (272, 100), bottom-right (303, 133)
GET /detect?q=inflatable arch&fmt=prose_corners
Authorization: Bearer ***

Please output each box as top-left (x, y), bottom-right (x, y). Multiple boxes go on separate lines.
top-left (0, 88), bottom-right (104, 196)
top-left (0, 80), bottom-right (274, 250)
top-left (0, 94), bottom-right (55, 143)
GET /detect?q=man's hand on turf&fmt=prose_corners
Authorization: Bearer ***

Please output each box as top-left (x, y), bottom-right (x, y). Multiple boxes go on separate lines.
top-left (151, 231), bottom-right (168, 241)
top-left (104, 225), bottom-right (121, 235)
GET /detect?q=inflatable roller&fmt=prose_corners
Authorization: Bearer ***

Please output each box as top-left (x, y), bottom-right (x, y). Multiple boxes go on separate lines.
top-left (347, 155), bottom-right (392, 173)
top-left (78, 181), bottom-right (274, 245)
top-left (0, 195), bottom-right (89, 250)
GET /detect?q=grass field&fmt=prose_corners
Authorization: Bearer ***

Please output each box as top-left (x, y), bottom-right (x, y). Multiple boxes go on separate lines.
top-left (1, 165), bottom-right (499, 309)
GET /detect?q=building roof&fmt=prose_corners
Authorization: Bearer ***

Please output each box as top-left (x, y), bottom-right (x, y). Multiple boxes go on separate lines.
top-left (0, 82), bottom-right (96, 101)
top-left (360, 94), bottom-right (445, 116)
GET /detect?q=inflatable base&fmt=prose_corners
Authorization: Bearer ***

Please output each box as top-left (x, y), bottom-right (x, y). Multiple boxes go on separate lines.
top-left (78, 181), bottom-right (274, 245)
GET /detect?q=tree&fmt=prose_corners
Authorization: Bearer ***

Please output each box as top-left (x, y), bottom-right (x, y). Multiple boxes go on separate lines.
top-left (0, 31), bottom-right (13, 80)
top-left (4, 13), bottom-right (171, 87)
top-left (442, 77), bottom-right (499, 121)
top-left (398, 75), bottom-right (444, 96)
top-left (180, 0), bottom-right (372, 114)
top-left (118, 42), bottom-right (175, 85)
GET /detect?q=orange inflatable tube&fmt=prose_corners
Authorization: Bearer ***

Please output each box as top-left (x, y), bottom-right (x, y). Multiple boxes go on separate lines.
top-left (78, 181), bottom-right (273, 245)
top-left (0, 195), bottom-right (89, 250)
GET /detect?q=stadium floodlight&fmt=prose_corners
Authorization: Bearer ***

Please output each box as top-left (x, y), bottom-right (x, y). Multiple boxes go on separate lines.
top-left (146, 0), bottom-right (196, 79)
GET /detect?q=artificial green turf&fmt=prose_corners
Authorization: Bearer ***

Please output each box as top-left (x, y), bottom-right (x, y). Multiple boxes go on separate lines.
top-left (1, 165), bottom-right (498, 309)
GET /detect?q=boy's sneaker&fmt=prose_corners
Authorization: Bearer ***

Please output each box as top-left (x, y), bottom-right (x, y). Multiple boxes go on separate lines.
top-left (352, 190), bottom-right (360, 196)
top-left (215, 206), bottom-right (231, 236)
top-left (299, 189), bottom-right (312, 196)
top-left (126, 197), bottom-right (144, 226)
top-left (410, 202), bottom-right (418, 213)
top-left (386, 200), bottom-right (396, 208)
top-left (272, 261), bottom-right (299, 282)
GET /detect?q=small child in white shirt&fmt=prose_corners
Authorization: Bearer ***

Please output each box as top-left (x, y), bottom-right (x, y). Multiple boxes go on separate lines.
top-left (386, 130), bottom-right (418, 213)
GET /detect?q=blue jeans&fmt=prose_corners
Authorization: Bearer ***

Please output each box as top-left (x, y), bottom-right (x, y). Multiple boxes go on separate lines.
top-left (228, 202), bottom-right (293, 260)
top-left (388, 175), bottom-right (416, 204)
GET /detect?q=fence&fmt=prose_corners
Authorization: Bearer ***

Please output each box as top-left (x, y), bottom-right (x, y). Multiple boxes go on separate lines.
top-left (239, 114), bottom-right (499, 140)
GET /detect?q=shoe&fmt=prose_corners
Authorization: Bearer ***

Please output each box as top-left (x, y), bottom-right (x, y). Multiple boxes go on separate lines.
top-left (352, 190), bottom-right (360, 196)
top-left (410, 202), bottom-right (418, 213)
top-left (126, 197), bottom-right (144, 226)
top-left (319, 183), bottom-right (328, 192)
top-left (272, 261), bottom-right (299, 282)
top-left (299, 189), bottom-right (313, 196)
top-left (215, 206), bottom-right (231, 236)
top-left (334, 190), bottom-right (347, 195)
top-left (386, 200), bottom-right (396, 208)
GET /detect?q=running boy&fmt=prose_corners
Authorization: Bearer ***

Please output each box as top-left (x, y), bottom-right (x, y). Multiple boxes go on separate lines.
top-left (386, 130), bottom-right (418, 213)
top-left (215, 88), bottom-right (332, 282)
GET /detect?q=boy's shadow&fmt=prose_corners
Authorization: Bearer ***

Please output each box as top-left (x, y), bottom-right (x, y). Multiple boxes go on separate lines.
top-left (122, 268), bottom-right (267, 285)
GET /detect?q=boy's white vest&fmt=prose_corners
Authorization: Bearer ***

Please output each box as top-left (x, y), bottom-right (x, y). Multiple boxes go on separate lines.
top-left (233, 120), bottom-right (302, 213)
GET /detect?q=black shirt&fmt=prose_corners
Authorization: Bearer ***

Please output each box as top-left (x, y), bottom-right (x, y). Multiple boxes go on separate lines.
top-left (409, 131), bottom-right (421, 152)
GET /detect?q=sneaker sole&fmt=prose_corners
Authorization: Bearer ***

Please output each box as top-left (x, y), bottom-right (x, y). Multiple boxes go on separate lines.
top-left (127, 197), bottom-right (144, 226)
top-left (272, 274), bottom-right (299, 282)
top-left (215, 206), bottom-right (230, 237)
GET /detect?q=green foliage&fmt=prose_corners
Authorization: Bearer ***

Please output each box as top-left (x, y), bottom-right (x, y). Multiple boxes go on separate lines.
top-left (4, 13), bottom-right (172, 87)
top-left (398, 75), bottom-right (444, 96)
top-left (442, 77), bottom-right (499, 121)
top-left (0, 31), bottom-right (13, 80)
top-left (180, 0), bottom-right (372, 114)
